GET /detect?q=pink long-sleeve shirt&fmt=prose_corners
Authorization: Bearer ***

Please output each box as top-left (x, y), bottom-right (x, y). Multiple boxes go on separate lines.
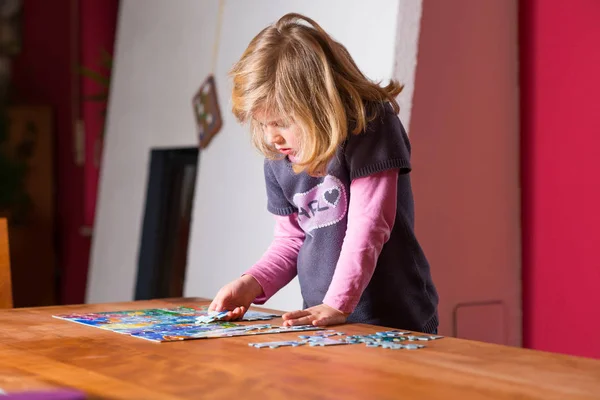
top-left (245, 168), bottom-right (399, 314)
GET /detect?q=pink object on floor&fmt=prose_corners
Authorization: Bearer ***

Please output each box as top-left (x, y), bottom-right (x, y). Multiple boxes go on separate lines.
top-left (1, 389), bottom-right (87, 400)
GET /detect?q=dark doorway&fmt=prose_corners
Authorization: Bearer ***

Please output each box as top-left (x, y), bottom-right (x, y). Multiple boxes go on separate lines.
top-left (135, 147), bottom-right (199, 300)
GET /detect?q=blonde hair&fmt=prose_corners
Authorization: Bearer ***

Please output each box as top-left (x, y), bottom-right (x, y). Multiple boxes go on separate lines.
top-left (230, 12), bottom-right (403, 176)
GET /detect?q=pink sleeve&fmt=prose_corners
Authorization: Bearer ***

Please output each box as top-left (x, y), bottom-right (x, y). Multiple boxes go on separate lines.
top-left (322, 169), bottom-right (399, 314)
top-left (244, 213), bottom-right (305, 304)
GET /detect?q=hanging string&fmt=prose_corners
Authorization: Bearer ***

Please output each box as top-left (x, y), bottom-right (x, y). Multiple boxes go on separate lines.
top-left (211, 0), bottom-right (226, 74)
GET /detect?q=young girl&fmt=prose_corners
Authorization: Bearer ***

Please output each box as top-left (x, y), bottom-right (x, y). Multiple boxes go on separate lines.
top-left (208, 13), bottom-right (439, 333)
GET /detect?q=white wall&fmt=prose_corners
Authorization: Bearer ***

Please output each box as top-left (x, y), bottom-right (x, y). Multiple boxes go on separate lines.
top-left (394, 0), bottom-right (423, 128)
top-left (88, 0), bottom-right (422, 311)
top-left (87, 0), bottom-right (220, 302)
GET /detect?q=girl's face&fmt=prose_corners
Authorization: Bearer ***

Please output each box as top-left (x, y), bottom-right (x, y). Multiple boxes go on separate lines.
top-left (254, 110), bottom-right (301, 158)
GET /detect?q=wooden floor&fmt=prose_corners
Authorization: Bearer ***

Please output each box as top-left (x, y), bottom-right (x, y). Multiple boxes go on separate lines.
top-left (0, 298), bottom-right (599, 399)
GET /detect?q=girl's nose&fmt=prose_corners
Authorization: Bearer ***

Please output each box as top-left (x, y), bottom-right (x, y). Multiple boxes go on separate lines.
top-left (265, 127), bottom-right (284, 145)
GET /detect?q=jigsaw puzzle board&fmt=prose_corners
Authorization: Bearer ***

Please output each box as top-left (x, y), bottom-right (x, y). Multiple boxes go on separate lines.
top-left (52, 305), bottom-right (322, 343)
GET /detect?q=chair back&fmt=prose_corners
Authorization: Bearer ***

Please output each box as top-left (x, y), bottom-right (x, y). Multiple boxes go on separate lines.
top-left (0, 218), bottom-right (13, 308)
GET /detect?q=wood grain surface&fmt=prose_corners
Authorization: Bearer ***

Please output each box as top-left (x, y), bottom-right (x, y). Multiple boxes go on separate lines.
top-left (0, 298), bottom-right (599, 399)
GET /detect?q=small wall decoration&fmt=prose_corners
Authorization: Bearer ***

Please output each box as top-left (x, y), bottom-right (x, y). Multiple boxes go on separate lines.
top-left (192, 74), bottom-right (222, 149)
top-left (0, 0), bottom-right (22, 56)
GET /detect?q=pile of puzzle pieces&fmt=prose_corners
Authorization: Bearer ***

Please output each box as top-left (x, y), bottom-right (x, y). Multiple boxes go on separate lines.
top-left (248, 330), bottom-right (443, 350)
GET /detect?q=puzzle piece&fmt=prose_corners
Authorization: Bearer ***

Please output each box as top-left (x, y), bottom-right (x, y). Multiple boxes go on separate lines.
top-left (344, 334), bottom-right (403, 344)
top-left (195, 311), bottom-right (229, 324)
top-left (400, 344), bottom-right (426, 350)
top-left (369, 334), bottom-right (408, 342)
top-left (382, 343), bottom-right (425, 350)
top-left (299, 330), bottom-right (344, 340)
top-left (249, 340), bottom-right (306, 349)
top-left (343, 337), bottom-right (362, 344)
top-left (380, 343), bottom-right (403, 350)
top-left (365, 341), bottom-right (426, 350)
top-left (264, 325), bottom-right (324, 334)
top-left (375, 330), bottom-right (412, 337)
top-left (242, 316), bottom-right (274, 321)
top-left (343, 335), bottom-right (371, 344)
top-left (307, 338), bottom-right (349, 347)
top-left (194, 309), bottom-right (279, 325)
top-left (406, 335), bottom-right (443, 341)
top-left (242, 310), bottom-right (280, 321)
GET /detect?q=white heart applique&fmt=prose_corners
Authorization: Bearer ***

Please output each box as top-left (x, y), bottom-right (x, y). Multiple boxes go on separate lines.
top-left (292, 175), bottom-right (348, 235)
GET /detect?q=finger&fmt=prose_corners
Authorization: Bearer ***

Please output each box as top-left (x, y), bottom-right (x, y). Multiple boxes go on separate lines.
top-left (313, 315), bottom-right (344, 327)
top-left (230, 307), bottom-right (243, 319)
top-left (284, 315), bottom-right (316, 326)
top-left (216, 310), bottom-right (231, 321)
top-left (229, 309), bottom-right (243, 320)
top-left (236, 306), bottom-right (246, 319)
top-left (282, 310), bottom-right (310, 321)
top-left (220, 314), bottom-right (231, 321)
top-left (216, 306), bottom-right (234, 320)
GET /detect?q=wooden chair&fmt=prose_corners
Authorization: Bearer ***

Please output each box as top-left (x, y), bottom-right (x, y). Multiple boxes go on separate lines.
top-left (0, 218), bottom-right (12, 308)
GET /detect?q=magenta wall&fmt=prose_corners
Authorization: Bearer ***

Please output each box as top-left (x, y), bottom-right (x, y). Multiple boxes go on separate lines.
top-left (12, 0), bottom-right (118, 305)
top-left (81, 0), bottom-right (119, 228)
top-left (11, 0), bottom-right (84, 305)
top-left (521, 0), bottom-right (600, 358)
top-left (76, 0), bottom-right (119, 304)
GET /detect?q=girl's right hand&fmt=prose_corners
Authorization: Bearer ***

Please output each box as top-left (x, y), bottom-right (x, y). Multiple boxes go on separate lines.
top-left (208, 275), bottom-right (263, 320)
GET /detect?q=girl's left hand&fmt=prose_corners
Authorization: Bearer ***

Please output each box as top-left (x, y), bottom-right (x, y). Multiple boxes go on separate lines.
top-left (282, 304), bottom-right (349, 327)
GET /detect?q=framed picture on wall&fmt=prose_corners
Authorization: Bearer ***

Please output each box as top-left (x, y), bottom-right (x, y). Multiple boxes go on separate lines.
top-left (192, 74), bottom-right (223, 149)
top-left (0, 0), bottom-right (22, 55)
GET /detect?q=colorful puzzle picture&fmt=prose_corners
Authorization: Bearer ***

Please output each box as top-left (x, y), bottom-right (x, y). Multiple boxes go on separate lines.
top-left (53, 305), bottom-right (322, 343)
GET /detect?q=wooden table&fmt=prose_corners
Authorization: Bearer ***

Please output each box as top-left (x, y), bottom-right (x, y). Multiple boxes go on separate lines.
top-left (0, 298), bottom-right (599, 399)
